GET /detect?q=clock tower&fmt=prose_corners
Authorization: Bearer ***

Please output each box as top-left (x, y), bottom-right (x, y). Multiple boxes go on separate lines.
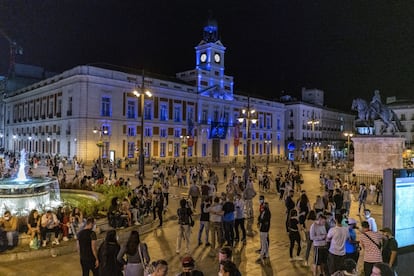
top-left (177, 17), bottom-right (234, 100)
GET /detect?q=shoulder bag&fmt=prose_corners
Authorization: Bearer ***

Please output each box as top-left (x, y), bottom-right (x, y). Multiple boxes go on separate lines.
top-left (362, 231), bottom-right (382, 250)
top-left (138, 243), bottom-right (154, 276)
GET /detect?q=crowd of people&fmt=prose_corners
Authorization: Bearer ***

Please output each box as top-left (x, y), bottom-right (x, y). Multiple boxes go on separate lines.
top-left (0, 153), bottom-right (401, 275)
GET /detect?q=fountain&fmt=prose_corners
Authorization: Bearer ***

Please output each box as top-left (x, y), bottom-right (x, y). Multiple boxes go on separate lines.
top-left (0, 149), bottom-right (61, 216)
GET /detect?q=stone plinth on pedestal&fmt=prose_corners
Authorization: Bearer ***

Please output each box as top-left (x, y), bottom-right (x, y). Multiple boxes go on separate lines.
top-left (352, 136), bottom-right (405, 175)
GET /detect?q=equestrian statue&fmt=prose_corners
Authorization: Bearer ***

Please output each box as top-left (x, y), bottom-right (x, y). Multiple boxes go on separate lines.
top-left (351, 90), bottom-right (403, 134)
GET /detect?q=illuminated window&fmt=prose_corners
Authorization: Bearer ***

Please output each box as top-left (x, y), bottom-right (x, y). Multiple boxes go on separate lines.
top-left (101, 97), bottom-right (111, 117)
top-left (127, 142), bottom-right (135, 158)
top-left (173, 106), bottom-right (181, 122)
top-left (160, 143), bottom-right (166, 157)
top-left (160, 103), bottom-right (168, 121)
top-left (160, 128), bottom-right (167, 138)
top-left (144, 127), bottom-right (152, 137)
top-left (144, 102), bottom-right (152, 120)
top-left (202, 143), bottom-right (207, 157)
top-left (174, 143), bottom-right (180, 157)
top-left (127, 126), bottom-right (136, 136)
top-left (127, 100), bottom-right (136, 119)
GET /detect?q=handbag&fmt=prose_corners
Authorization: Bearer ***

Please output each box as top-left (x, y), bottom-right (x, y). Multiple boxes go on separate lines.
top-left (189, 215), bottom-right (195, 227)
top-left (138, 243), bottom-right (154, 276)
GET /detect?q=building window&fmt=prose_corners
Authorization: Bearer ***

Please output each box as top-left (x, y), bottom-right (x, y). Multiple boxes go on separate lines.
top-left (234, 146), bottom-right (238, 156)
top-left (144, 102), bottom-right (152, 120)
top-left (277, 118), bottom-right (281, 131)
top-left (127, 100), bottom-right (136, 119)
top-left (144, 142), bottom-right (150, 158)
top-left (224, 144), bottom-right (228, 156)
top-left (202, 143), bottom-right (207, 157)
top-left (201, 110), bottom-right (208, 124)
top-left (173, 106), bottom-right (181, 122)
top-left (127, 142), bottom-right (135, 158)
top-left (160, 143), bottom-right (166, 157)
top-left (127, 126), bottom-right (136, 136)
top-left (259, 144), bottom-right (263, 155)
top-left (101, 97), bottom-right (111, 117)
top-left (160, 128), bottom-right (167, 138)
top-left (67, 97), bottom-right (72, 116)
top-left (187, 106), bottom-right (194, 123)
top-left (174, 128), bottom-right (181, 138)
top-left (160, 103), bottom-right (168, 121)
top-left (187, 147), bottom-right (193, 157)
top-left (174, 143), bottom-right (180, 157)
top-left (144, 127), bottom-right (152, 137)
top-left (259, 115), bottom-right (264, 129)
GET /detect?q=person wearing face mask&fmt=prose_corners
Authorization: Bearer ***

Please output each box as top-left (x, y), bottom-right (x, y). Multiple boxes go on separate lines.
top-left (363, 209), bottom-right (377, 232)
top-left (0, 210), bottom-right (18, 250)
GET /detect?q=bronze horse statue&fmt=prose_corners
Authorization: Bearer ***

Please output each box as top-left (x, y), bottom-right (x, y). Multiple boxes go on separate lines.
top-left (351, 98), bottom-right (403, 134)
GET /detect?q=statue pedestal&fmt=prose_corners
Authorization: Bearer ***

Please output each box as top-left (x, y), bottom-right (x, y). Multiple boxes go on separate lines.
top-left (352, 136), bottom-right (405, 175)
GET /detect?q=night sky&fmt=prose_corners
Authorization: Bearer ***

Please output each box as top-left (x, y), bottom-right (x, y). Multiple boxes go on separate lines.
top-left (1, 1), bottom-right (414, 111)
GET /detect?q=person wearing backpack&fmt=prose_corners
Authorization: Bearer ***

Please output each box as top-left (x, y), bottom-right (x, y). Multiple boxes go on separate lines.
top-left (176, 198), bottom-right (193, 255)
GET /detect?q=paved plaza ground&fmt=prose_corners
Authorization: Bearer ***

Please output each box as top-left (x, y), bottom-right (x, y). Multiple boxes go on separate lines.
top-left (0, 161), bottom-right (383, 276)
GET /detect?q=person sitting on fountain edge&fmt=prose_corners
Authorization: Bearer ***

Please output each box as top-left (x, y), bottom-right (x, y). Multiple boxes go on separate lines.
top-left (0, 210), bottom-right (19, 250)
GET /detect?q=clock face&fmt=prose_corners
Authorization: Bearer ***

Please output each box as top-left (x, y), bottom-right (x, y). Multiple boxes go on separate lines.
top-left (214, 53), bottom-right (221, 63)
top-left (200, 53), bottom-right (207, 63)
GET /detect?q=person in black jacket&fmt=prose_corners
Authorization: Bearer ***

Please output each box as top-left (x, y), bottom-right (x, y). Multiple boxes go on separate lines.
top-left (256, 202), bottom-right (271, 264)
top-left (285, 190), bottom-right (295, 232)
top-left (98, 230), bottom-right (123, 276)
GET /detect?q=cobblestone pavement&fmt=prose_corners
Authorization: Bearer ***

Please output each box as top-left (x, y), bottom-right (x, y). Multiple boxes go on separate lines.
top-left (0, 162), bottom-right (383, 276)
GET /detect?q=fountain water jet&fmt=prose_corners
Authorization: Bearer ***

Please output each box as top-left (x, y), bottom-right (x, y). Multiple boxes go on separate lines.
top-left (0, 149), bottom-right (61, 215)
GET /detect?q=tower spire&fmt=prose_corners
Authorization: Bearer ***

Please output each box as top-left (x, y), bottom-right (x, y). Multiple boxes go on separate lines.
top-left (203, 11), bottom-right (218, 42)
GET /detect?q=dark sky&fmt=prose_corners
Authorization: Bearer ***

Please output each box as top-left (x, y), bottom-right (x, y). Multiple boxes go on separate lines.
top-left (1, 1), bottom-right (414, 111)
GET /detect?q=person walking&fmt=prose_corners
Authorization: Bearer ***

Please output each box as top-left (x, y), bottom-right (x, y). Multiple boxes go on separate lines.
top-left (98, 229), bottom-right (122, 276)
top-left (358, 183), bottom-right (368, 213)
top-left (188, 183), bottom-right (201, 210)
top-left (117, 230), bottom-right (150, 276)
top-left (234, 193), bottom-right (246, 245)
top-left (198, 197), bottom-right (211, 246)
top-left (176, 198), bottom-right (193, 255)
top-left (288, 209), bottom-right (303, 262)
top-left (285, 189), bottom-right (295, 232)
top-left (256, 202), bottom-right (271, 264)
top-left (77, 217), bottom-right (99, 276)
top-left (209, 196), bottom-right (224, 254)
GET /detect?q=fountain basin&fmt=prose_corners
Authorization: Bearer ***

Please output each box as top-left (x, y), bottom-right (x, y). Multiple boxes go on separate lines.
top-left (0, 177), bottom-right (61, 216)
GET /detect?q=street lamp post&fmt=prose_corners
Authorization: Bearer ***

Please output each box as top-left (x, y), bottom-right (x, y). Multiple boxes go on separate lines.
top-left (12, 135), bottom-right (17, 156)
top-left (28, 136), bottom-right (32, 153)
top-left (180, 135), bottom-right (189, 167)
top-left (307, 113), bottom-right (320, 168)
top-left (133, 71), bottom-right (152, 178)
top-left (264, 139), bottom-right (271, 170)
top-left (344, 132), bottom-right (354, 162)
top-left (93, 127), bottom-right (108, 168)
top-left (46, 136), bottom-right (51, 155)
top-left (238, 96), bottom-right (257, 185)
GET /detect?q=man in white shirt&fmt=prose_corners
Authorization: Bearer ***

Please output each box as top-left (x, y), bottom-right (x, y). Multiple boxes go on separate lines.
top-left (326, 214), bottom-right (349, 275)
top-left (364, 209), bottom-right (377, 232)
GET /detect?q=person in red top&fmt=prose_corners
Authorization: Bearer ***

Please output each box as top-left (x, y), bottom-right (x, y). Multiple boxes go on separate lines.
top-left (359, 221), bottom-right (382, 276)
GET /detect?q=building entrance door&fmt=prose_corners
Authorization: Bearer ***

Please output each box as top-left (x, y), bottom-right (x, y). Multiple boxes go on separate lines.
top-left (212, 139), bottom-right (220, 163)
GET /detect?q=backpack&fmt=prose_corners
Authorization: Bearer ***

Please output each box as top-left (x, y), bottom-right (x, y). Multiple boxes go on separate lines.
top-left (178, 207), bottom-right (191, 225)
